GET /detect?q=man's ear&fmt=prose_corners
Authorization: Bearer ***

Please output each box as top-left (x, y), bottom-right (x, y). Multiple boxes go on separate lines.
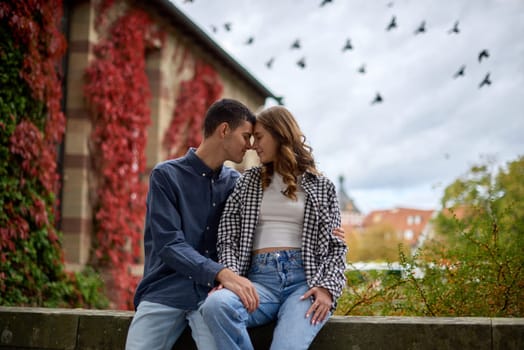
top-left (218, 122), bottom-right (229, 138)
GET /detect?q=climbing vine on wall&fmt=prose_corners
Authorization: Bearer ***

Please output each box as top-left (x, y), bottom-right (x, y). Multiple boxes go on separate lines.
top-left (85, 0), bottom-right (225, 309)
top-left (84, 5), bottom-right (164, 309)
top-left (0, 0), bottom-right (105, 308)
top-left (163, 61), bottom-right (223, 158)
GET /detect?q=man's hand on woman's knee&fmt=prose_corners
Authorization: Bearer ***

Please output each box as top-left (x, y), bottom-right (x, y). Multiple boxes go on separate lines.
top-left (216, 268), bottom-right (260, 312)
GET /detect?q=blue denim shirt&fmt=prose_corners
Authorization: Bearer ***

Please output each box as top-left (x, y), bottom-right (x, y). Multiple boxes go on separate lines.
top-left (134, 148), bottom-right (240, 310)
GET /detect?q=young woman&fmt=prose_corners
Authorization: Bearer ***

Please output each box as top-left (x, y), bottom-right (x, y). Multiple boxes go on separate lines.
top-left (201, 106), bottom-right (347, 349)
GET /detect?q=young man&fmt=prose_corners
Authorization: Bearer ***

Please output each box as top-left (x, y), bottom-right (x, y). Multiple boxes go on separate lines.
top-left (125, 99), bottom-right (260, 350)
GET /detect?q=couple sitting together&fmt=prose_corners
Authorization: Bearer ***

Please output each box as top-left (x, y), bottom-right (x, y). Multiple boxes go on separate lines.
top-left (125, 99), bottom-right (347, 350)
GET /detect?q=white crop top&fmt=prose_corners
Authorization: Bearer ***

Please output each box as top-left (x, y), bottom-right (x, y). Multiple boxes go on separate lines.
top-left (252, 174), bottom-right (305, 250)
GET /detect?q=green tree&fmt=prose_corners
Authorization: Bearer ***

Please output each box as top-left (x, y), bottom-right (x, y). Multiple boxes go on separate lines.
top-left (355, 223), bottom-right (407, 262)
top-left (337, 156), bottom-right (524, 316)
top-left (411, 155), bottom-right (524, 316)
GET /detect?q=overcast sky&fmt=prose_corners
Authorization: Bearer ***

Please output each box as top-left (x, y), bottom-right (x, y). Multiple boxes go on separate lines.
top-left (171, 0), bottom-right (524, 213)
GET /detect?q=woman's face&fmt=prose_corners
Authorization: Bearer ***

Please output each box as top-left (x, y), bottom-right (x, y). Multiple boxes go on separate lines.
top-left (253, 123), bottom-right (278, 163)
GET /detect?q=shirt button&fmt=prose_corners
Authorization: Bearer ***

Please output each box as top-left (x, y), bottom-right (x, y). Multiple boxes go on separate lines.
top-left (206, 226), bottom-right (210, 230)
top-left (202, 173), bottom-right (206, 176)
top-left (205, 250), bottom-right (209, 254)
top-left (189, 276), bottom-right (192, 279)
top-left (207, 283), bottom-right (211, 287)
top-left (212, 202), bottom-right (216, 207)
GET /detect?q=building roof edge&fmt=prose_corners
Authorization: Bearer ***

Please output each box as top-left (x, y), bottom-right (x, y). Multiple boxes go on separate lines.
top-left (147, 0), bottom-right (281, 103)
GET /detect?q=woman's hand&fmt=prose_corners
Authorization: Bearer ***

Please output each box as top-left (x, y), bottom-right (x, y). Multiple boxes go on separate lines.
top-left (333, 226), bottom-right (345, 240)
top-left (300, 287), bottom-right (332, 325)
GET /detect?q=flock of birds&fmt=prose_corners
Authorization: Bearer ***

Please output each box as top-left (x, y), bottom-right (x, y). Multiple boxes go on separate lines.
top-left (181, 0), bottom-right (493, 106)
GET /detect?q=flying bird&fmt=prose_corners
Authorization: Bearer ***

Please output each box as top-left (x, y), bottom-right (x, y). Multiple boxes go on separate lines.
top-left (478, 73), bottom-right (492, 88)
top-left (342, 39), bottom-right (353, 51)
top-left (453, 65), bottom-right (465, 78)
top-left (290, 39), bottom-right (301, 49)
top-left (296, 57), bottom-right (306, 69)
top-left (319, 0), bottom-right (333, 7)
top-left (386, 16), bottom-right (397, 31)
top-left (245, 36), bottom-right (254, 45)
top-left (357, 64), bottom-right (366, 74)
top-left (210, 25), bottom-right (217, 33)
top-left (371, 92), bottom-right (383, 105)
top-left (265, 57), bottom-right (274, 69)
top-left (448, 21), bottom-right (460, 34)
top-left (387, 2), bottom-right (394, 8)
top-left (478, 49), bottom-right (490, 62)
top-left (223, 22), bottom-right (232, 31)
top-left (414, 21), bottom-right (426, 34)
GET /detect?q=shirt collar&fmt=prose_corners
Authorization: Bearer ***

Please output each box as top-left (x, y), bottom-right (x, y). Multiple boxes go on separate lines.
top-left (186, 148), bottom-right (223, 179)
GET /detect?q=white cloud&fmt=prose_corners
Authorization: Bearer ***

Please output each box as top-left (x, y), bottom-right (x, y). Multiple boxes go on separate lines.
top-left (172, 0), bottom-right (524, 213)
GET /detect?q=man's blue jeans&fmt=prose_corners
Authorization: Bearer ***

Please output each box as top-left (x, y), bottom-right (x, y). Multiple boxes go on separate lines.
top-left (125, 300), bottom-right (217, 350)
top-left (201, 249), bottom-right (329, 350)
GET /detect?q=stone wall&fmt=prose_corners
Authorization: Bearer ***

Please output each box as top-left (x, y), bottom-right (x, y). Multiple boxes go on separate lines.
top-left (1, 307), bottom-right (523, 350)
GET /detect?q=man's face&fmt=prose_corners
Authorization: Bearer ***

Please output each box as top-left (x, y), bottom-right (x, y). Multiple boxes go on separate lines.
top-left (224, 120), bottom-right (253, 163)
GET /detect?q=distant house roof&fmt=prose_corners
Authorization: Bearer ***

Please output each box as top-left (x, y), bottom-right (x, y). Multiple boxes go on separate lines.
top-left (146, 0), bottom-right (280, 103)
top-left (363, 207), bottom-right (435, 245)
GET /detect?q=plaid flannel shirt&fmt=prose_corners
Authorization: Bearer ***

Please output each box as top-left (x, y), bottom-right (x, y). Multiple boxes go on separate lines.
top-left (217, 166), bottom-right (348, 303)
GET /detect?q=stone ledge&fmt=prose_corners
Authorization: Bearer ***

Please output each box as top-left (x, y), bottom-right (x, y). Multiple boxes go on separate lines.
top-left (0, 307), bottom-right (523, 350)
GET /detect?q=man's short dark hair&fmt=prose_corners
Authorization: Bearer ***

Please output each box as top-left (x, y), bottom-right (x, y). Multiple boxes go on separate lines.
top-left (203, 99), bottom-right (256, 137)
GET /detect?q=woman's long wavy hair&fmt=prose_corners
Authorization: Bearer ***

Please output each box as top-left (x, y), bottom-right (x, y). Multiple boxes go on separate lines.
top-left (256, 106), bottom-right (319, 200)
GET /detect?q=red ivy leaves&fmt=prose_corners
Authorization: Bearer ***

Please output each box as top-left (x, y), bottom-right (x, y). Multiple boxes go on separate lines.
top-left (163, 62), bottom-right (223, 158)
top-left (1, 0), bottom-right (66, 144)
top-left (84, 6), bottom-right (164, 309)
top-left (9, 121), bottom-right (43, 179)
top-left (1, 0), bottom-right (66, 251)
top-left (0, 213), bottom-right (30, 254)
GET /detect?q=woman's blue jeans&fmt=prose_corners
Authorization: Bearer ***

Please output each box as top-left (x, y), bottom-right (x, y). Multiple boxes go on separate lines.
top-left (201, 249), bottom-right (329, 350)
